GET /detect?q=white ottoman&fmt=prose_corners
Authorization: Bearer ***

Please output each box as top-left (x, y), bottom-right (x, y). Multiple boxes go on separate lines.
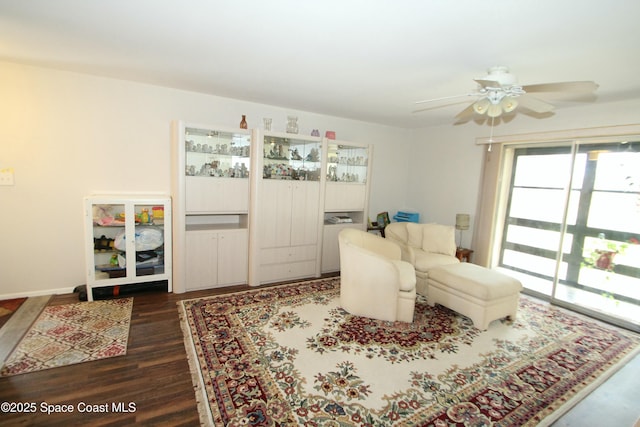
top-left (427, 263), bottom-right (522, 330)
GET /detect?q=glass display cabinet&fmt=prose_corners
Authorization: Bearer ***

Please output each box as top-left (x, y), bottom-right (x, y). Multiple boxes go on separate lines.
top-left (184, 126), bottom-right (252, 213)
top-left (262, 133), bottom-right (322, 181)
top-left (251, 132), bottom-right (323, 285)
top-left (324, 140), bottom-right (371, 213)
top-left (184, 127), bottom-right (251, 179)
top-left (172, 121), bottom-right (253, 293)
top-left (84, 195), bottom-right (172, 301)
top-left (325, 142), bottom-right (369, 184)
top-left (322, 140), bottom-right (373, 273)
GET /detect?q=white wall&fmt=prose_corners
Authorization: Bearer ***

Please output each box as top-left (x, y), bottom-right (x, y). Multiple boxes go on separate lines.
top-left (0, 61), bottom-right (411, 298)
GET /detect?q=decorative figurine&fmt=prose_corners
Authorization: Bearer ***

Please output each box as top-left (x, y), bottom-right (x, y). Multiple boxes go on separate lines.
top-left (286, 116), bottom-right (299, 134)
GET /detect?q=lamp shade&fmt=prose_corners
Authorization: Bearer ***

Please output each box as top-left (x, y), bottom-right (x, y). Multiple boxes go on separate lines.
top-left (501, 96), bottom-right (518, 113)
top-left (473, 98), bottom-right (490, 115)
top-left (455, 213), bottom-right (470, 230)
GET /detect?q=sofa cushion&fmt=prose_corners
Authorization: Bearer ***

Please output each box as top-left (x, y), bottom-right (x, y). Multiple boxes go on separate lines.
top-left (414, 251), bottom-right (460, 272)
top-left (429, 263), bottom-right (522, 300)
top-left (421, 224), bottom-right (456, 256)
top-left (406, 222), bottom-right (423, 248)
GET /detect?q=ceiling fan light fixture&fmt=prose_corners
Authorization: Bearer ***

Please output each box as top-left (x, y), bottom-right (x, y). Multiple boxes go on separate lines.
top-left (487, 103), bottom-right (503, 118)
top-left (473, 98), bottom-right (490, 115)
top-left (501, 96), bottom-right (518, 113)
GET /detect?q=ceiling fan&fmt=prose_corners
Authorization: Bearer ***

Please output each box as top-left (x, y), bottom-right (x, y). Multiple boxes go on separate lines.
top-left (415, 66), bottom-right (599, 122)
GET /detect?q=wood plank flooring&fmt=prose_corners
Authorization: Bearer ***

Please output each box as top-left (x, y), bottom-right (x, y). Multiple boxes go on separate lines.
top-left (0, 284), bottom-right (253, 426)
top-left (1, 279), bottom-right (637, 426)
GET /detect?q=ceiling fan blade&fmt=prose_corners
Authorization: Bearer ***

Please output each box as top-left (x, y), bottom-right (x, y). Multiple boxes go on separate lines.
top-left (517, 95), bottom-right (555, 113)
top-left (474, 79), bottom-right (502, 88)
top-left (454, 103), bottom-right (477, 122)
top-left (415, 93), bottom-right (474, 104)
top-left (523, 81), bottom-right (599, 93)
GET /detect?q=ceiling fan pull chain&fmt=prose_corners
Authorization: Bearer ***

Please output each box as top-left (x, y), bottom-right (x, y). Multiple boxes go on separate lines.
top-left (488, 116), bottom-right (495, 152)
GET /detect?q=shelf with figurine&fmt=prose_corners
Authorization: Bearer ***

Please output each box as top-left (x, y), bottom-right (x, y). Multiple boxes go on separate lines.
top-left (262, 134), bottom-right (322, 181)
top-left (185, 126), bottom-right (251, 179)
top-left (325, 142), bottom-right (369, 184)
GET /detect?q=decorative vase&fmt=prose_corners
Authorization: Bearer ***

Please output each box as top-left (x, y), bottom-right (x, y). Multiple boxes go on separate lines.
top-left (286, 116), bottom-right (298, 134)
top-left (240, 115), bottom-right (248, 129)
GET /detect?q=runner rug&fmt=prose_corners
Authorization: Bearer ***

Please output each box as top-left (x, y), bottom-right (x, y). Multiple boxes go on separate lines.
top-left (178, 277), bottom-right (640, 426)
top-left (1, 298), bottom-right (133, 377)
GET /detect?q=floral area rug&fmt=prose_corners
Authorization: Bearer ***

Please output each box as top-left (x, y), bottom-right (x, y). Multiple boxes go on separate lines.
top-left (178, 277), bottom-right (640, 427)
top-left (1, 298), bottom-right (133, 376)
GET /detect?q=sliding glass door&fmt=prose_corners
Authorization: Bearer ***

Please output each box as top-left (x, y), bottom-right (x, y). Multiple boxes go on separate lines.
top-left (497, 140), bottom-right (640, 331)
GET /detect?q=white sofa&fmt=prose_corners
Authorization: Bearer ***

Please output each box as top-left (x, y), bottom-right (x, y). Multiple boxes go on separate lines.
top-left (385, 222), bottom-right (460, 296)
top-left (338, 228), bottom-right (417, 323)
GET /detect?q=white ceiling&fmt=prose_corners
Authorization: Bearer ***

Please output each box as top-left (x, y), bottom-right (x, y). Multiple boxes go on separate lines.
top-left (1, 0), bottom-right (639, 128)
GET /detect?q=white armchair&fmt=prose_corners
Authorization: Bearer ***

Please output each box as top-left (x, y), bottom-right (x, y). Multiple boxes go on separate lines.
top-left (338, 228), bottom-right (417, 323)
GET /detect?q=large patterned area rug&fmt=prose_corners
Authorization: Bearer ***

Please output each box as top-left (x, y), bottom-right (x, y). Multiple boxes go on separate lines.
top-left (1, 298), bottom-right (133, 376)
top-left (178, 277), bottom-right (640, 427)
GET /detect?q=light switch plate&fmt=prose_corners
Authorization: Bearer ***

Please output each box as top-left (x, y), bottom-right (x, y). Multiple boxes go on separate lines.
top-left (0, 168), bottom-right (15, 186)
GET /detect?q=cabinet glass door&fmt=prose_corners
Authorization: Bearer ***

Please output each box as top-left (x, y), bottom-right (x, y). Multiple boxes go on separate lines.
top-left (91, 202), bottom-right (126, 282)
top-left (263, 134), bottom-right (322, 181)
top-left (133, 203), bottom-right (167, 277)
top-left (90, 202), bottom-right (167, 280)
top-left (185, 127), bottom-right (251, 178)
top-left (326, 142), bottom-right (368, 183)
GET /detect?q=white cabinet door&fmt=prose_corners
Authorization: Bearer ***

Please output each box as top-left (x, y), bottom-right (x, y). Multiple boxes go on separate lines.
top-left (186, 177), bottom-right (249, 213)
top-left (217, 229), bottom-right (248, 285)
top-left (325, 183), bottom-right (366, 211)
top-left (259, 180), bottom-right (294, 248)
top-left (290, 182), bottom-right (320, 246)
top-left (322, 224), bottom-right (362, 273)
top-left (185, 231), bottom-right (219, 290)
top-left (186, 229), bottom-right (248, 290)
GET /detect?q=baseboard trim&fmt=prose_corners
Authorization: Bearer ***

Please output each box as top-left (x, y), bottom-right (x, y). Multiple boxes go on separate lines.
top-left (0, 287), bottom-right (76, 301)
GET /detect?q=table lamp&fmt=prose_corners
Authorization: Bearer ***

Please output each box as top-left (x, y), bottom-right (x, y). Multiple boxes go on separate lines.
top-left (455, 213), bottom-right (470, 249)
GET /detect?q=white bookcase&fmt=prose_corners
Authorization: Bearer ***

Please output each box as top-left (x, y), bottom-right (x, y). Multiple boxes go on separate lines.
top-left (322, 139), bottom-right (373, 273)
top-left (84, 195), bottom-right (172, 301)
top-left (171, 120), bottom-right (373, 291)
top-left (171, 121), bottom-right (254, 292)
top-left (249, 131), bottom-right (324, 285)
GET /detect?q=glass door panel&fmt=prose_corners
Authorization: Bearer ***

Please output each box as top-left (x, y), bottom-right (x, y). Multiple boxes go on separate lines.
top-left (92, 203), bottom-right (126, 282)
top-left (554, 145), bottom-right (640, 326)
top-left (498, 147), bottom-right (575, 296)
top-left (133, 203), bottom-right (166, 277)
top-left (498, 141), bottom-right (640, 330)
top-left (263, 134), bottom-right (322, 181)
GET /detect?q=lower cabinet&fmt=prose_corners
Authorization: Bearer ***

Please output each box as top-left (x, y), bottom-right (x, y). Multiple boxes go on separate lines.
top-left (255, 180), bottom-right (321, 284)
top-left (185, 228), bottom-right (248, 290)
top-left (322, 223), bottom-right (364, 273)
top-left (259, 245), bottom-right (318, 283)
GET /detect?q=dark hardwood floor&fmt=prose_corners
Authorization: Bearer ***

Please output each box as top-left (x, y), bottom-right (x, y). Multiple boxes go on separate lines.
top-left (0, 284), bottom-right (258, 426)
